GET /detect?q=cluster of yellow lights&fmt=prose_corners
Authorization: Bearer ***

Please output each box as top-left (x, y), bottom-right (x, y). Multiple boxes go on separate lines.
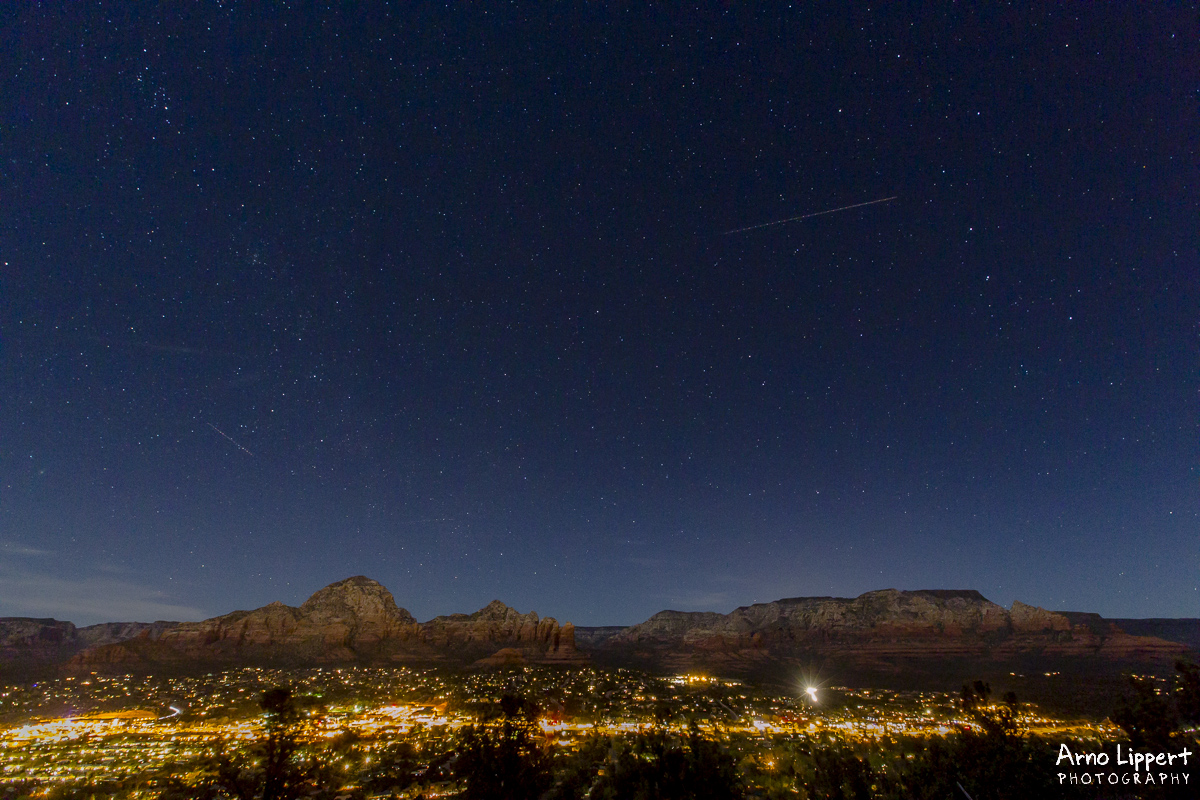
top-left (0, 672), bottom-right (1128, 791)
top-left (668, 674), bottom-right (721, 686)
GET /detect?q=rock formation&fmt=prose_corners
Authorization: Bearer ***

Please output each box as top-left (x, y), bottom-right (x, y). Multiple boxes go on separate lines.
top-left (421, 599), bottom-right (578, 659)
top-left (598, 589), bottom-right (1190, 678)
top-left (58, 577), bottom-right (581, 673)
top-left (156, 576), bottom-right (421, 657)
top-left (0, 618), bottom-right (175, 678)
top-left (1, 580), bottom-right (1190, 683)
top-left (1107, 618), bottom-right (1200, 652)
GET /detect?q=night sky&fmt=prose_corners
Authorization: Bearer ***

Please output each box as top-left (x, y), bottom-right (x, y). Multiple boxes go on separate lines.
top-left (2, 5), bottom-right (1196, 627)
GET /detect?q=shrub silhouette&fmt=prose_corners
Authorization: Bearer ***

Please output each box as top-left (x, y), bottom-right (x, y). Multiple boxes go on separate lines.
top-left (590, 724), bottom-right (743, 800)
top-left (879, 683), bottom-right (1061, 800)
top-left (456, 720), bottom-right (553, 800)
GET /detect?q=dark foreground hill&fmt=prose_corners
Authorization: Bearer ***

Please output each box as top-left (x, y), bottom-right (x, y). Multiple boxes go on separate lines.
top-left (1, 578), bottom-right (1193, 688)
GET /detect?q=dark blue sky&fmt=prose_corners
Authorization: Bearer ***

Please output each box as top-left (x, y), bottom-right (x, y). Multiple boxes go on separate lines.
top-left (2, 4), bottom-right (1195, 626)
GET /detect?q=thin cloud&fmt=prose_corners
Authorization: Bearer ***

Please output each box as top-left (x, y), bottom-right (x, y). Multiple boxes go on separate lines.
top-left (0, 570), bottom-right (209, 626)
top-left (0, 541), bottom-right (53, 557)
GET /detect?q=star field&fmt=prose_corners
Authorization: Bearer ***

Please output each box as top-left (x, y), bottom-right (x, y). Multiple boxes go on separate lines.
top-left (1, 4), bottom-right (1195, 625)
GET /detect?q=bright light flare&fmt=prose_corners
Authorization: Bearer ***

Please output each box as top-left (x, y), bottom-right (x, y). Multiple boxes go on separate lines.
top-left (805, 687), bottom-right (819, 703)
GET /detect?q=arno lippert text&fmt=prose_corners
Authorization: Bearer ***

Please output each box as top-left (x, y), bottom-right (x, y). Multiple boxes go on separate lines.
top-left (1057, 743), bottom-right (1192, 787)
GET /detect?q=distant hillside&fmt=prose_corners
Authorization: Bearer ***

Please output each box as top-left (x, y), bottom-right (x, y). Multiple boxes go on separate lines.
top-left (1, 577), bottom-right (581, 678)
top-left (1109, 619), bottom-right (1200, 652)
top-left (591, 590), bottom-right (1194, 682)
top-left (0, 618), bottom-right (177, 679)
top-left (573, 626), bottom-right (628, 648)
top-left (1057, 612), bottom-right (1200, 652)
top-left (1, 580), bottom-right (1193, 686)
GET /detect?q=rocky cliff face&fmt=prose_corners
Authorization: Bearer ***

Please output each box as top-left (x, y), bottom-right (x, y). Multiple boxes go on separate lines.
top-left (421, 600), bottom-right (580, 663)
top-left (573, 626), bottom-right (628, 649)
top-left (1009, 600), bottom-right (1072, 633)
top-left (0, 618), bottom-right (177, 677)
top-left (1108, 618), bottom-right (1200, 652)
top-left (61, 577), bottom-right (580, 672)
top-left (619, 590), bottom-right (1013, 645)
top-left (600, 589), bottom-right (1190, 677)
top-left (150, 576), bottom-right (422, 657)
top-left (3, 581), bottom-right (1190, 681)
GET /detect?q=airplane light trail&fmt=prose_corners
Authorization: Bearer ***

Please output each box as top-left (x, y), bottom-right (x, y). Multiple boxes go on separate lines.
top-left (723, 195), bottom-right (897, 235)
top-left (207, 423), bottom-right (254, 456)
top-left (157, 706), bottom-right (183, 720)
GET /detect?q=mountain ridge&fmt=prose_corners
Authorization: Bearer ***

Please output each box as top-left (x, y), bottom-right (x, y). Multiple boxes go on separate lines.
top-left (1, 578), bottom-right (1194, 683)
top-left (592, 589), bottom-right (1191, 683)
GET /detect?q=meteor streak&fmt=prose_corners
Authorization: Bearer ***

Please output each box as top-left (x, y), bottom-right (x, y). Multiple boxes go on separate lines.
top-left (207, 423), bottom-right (253, 456)
top-left (723, 195), bottom-right (897, 235)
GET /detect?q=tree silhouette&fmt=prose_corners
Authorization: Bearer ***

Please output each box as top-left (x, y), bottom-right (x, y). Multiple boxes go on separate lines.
top-left (1112, 660), bottom-right (1200, 754)
top-left (201, 685), bottom-right (329, 800)
top-left (1175, 660), bottom-right (1200, 727)
top-left (803, 745), bottom-right (875, 800)
top-left (456, 720), bottom-right (552, 800)
top-left (591, 724), bottom-right (743, 800)
top-left (960, 680), bottom-right (1018, 738)
top-left (1112, 675), bottom-right (1180, 752)
top-left (497, 692), bottom-right (540, 722)
top-left (880, 684), bottom-right (1061, 800)
top-left (259, 687), bottom-right (303, 800)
